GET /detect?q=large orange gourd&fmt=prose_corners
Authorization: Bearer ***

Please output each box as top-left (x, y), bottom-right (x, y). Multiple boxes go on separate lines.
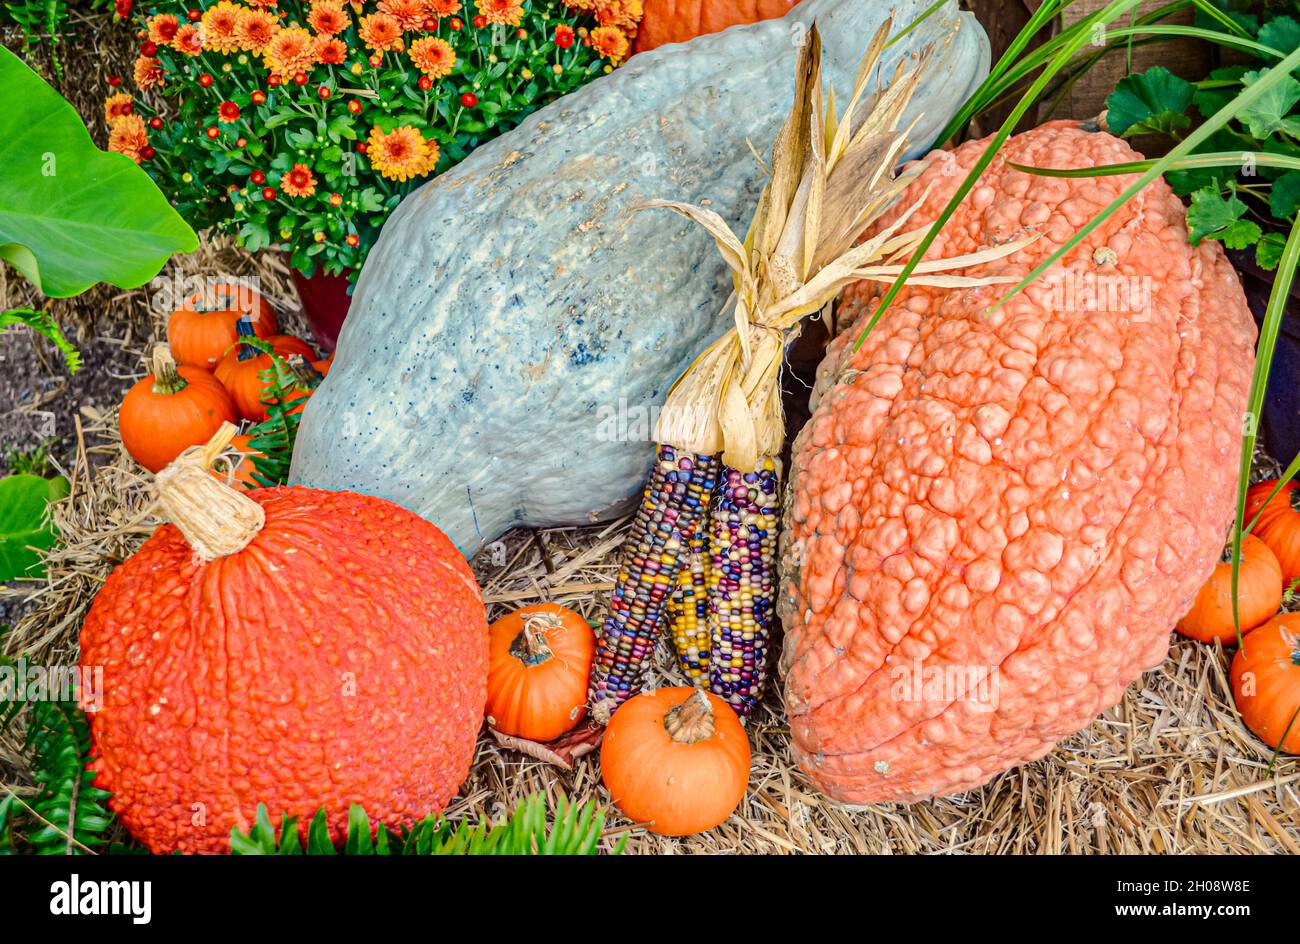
top-left (779, 122), bottom-right (1256, 804)
top-left (633, 0), bottom-right (802, 54)
top-left (79, 427), bottom-right (489, 853)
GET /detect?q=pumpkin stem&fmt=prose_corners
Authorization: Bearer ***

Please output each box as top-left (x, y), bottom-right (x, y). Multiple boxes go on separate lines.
top-left (150, 344), bottom-right (188, 396)
top-left (662, 689), bottom-right (715, 744)
top-left (235, 316), bottom-right (260, 361)
top-left (286, 354), bottom-right (324, 392)
top-left (154, 422), bottom-right (266, 561)
top-left (511, 611), bottom-right (560, 665)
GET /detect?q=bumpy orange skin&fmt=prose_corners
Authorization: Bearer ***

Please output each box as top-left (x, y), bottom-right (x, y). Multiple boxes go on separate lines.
top-left (780, 123), bottom-right (1256, 804)
top-left (633, 0), bottom-right (801, 54)
top-left (79, 487), bottom-right (489, 854)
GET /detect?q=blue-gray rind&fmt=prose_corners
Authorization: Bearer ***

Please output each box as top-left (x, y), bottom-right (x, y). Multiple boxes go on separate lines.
top-left (290, 0), bottom-right (990, 554)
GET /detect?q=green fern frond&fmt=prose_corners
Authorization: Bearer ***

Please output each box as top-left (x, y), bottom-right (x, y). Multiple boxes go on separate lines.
top-left (231, 793), bottom-right (624, 856)
top-left (1, 307), bottom-right (82, 374)
top-left (2, 700), bottom-right (114, 854)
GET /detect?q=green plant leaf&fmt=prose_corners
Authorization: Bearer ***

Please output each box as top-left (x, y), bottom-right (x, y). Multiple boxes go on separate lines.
top-left (1270, 170), bottom-right (1300, 217)
top-left (1238, 68), bottom-right (1300, 139)
top-left (0, 307), bottom-right (81, 374)
top-left (0, 473), bottom-right (68, 581)
top-left (1186, 186), bottom-right (1262, 247)
top-left (1257, 230), bottom-right (1287, 268)
top-left (0, 47), bottom-right (196, 298)
top-left (1258, 15), bottom-right (1300, 56)
top-left (1106, 66), bottom-right (1196, 136)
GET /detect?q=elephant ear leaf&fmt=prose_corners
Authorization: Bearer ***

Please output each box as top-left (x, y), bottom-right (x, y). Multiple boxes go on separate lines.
top-left (0, 47), bottom-right (196, 298)
top-left (0, 473), bottom-right (69, 582)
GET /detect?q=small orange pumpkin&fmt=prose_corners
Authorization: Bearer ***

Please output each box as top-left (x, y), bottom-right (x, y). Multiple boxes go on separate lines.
top-left (601, 687), bottom-right (749, 836)
top-left (211, 433), bottom-right (263, 490)
top-left (169, 284), bottom-right (279, 369)
top-left (1231, 612), bottom-right (1300, 754)
top-left (120, 345), bottom-right (238, 473)
top-left (1176, 535), bottom-right (1283, 643)
top-left (486, 603), bottom-right (595, 742)
top-left (1246, 479), bottom-right (1300, 585)
top-left (214, 319), bottom-right (316, 421)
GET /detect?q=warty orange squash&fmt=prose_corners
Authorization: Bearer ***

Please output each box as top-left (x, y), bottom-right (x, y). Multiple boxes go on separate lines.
top-left (79, 425), bottom-right (489, 853)
top-left (633, 0), bottom-right (802, 54)
top-left (779, 122), bottom-right (1256, 804)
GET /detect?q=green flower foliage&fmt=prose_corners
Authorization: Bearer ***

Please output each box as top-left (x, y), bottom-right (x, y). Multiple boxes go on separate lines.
top-left (114, 0), bottom-right (627, 280)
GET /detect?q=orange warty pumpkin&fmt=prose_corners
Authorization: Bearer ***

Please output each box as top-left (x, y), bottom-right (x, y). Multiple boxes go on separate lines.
top-left (169, 284), bottom-right (279, 369)
top-left (1231, 613), bottom-right (1300, 754)
top-left (486, 603), bottom-right (595, 742)
top-left (119, 344), bottom-right (238, 473)
top-left (214, 320), bottom-right (316, 421)
top-left (1246, 480), bottom-right (1300, 586)
top-left (600, 687), bottom-right (749, 836)
top-left (780, 123), bottom-right (1256, 804)
top-left (633, 0), bottom-right (802, 54)
top-left (79, 425), bottom-right (489, 854)
top-left (1176, 535), bottom-right (1283, 643)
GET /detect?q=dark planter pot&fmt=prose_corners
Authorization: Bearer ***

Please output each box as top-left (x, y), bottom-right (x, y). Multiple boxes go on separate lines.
top-left (1228, 248), bottom-right (1300, 470)
top-left (290, 266), bottom-right (354, 353)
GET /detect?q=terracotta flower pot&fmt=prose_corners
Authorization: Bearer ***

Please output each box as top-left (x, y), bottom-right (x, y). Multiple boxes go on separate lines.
top-left (290, 266), bottom-right (354, 353)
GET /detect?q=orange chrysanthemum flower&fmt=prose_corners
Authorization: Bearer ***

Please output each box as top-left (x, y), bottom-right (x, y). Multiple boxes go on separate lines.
top-left (173, 23), bottom-right (203, 55)
top-left (282, 163), bottom-right (317, 197)
top-left (218, 100), bottom-right (241, 123)
top-left (133, 54), bottom-right (165, 89)
top-left (408, 36), bottom-right (455, 79)
top-left (562, 0), bottom-right (598, 11)
top-left (108, 114), bottom-right (149, 163)
top-left (200, 1), bottom-right (243, 54)
top-left (359, 12), bottom-right (404, 52)
top-left (307, 0), bottom-right (350, 35)
top-left (147, 13), bottom-right (180, 44)
top-left (237, 8), bottom-right (280, 52)
top-left (366, 125), bottom-right (430, 181)
top-left (596, 0), bottom-right (642, 32)
top-left (419, 136), bottom-right (441, 176)
top-left (476, 0), bottom-right (523, 26)
top-left (104, 92), bottom-right (135, 124)
top-left (263, 26), bottom-right (316, 79)
top-left (313, 35), bottom-right (348, 64)
top-left (589, 25), bottom-right (628, 62)
top-left (246, 0), bottom-right (278, 7)
top-left (378, 0), bottom-right (426, 31)
top-left (427, 0), bottom-right (461, 14)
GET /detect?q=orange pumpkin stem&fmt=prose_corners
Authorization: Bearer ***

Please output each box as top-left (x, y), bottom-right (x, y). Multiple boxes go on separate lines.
top-left (153, 422), bottom-right (266, 561)
top-left (511, 611), bottom-right (559, 666)
top-left (151, 344), bottom-right (188, 396)
top-left (663, 689), bottom-right (715, 744)
top-left (286, 354), bottom-right (324, 392)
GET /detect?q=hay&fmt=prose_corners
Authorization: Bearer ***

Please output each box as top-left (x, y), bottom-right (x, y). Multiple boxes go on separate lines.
top-left (3, 401), bottom-right (1297, 854)
top-left (2, 16), bottom-right (1296, 855)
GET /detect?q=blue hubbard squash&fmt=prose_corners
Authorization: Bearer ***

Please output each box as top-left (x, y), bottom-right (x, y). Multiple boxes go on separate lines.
top-left (289, 0), bottom-right (990, 554)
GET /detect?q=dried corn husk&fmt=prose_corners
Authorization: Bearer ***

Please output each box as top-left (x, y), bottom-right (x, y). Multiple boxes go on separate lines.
top-left (648, 20), bottom-right (1033, 472)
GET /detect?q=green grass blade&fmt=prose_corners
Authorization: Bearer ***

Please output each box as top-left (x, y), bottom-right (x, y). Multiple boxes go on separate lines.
top-left (1230, 213), bottom-right (1300, 646)
top-left (987, 43), bottom-right (1300, 317)
top-left (1102, 24), bottom-right (1285, 58)
top-left (854, 0), bottom-right (1147, 353)
top-left (1010, 153), bottom-right (1300, 176)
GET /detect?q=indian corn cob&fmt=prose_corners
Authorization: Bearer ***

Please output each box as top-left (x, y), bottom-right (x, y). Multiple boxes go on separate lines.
top-left (707, 457), bottom-right (781, 717)
top-left (668, 529), bottom-right (711, 682)
top-left (590, 445), bottom-right (718, 718)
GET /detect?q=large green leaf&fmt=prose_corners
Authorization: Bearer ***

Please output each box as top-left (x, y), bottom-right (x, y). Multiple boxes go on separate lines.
top-left (0, 47), bottom-right (196, 298)
top-left (0, 474), bottom-right (68, 581)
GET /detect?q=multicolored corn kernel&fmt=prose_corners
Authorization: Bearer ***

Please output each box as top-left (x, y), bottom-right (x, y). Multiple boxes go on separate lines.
top-left (590, 444), bottom-right (719, 717)
top-left (707, 456), bottom-right (781, 717)
top-left (668, 529), bottom-right (710, 682)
